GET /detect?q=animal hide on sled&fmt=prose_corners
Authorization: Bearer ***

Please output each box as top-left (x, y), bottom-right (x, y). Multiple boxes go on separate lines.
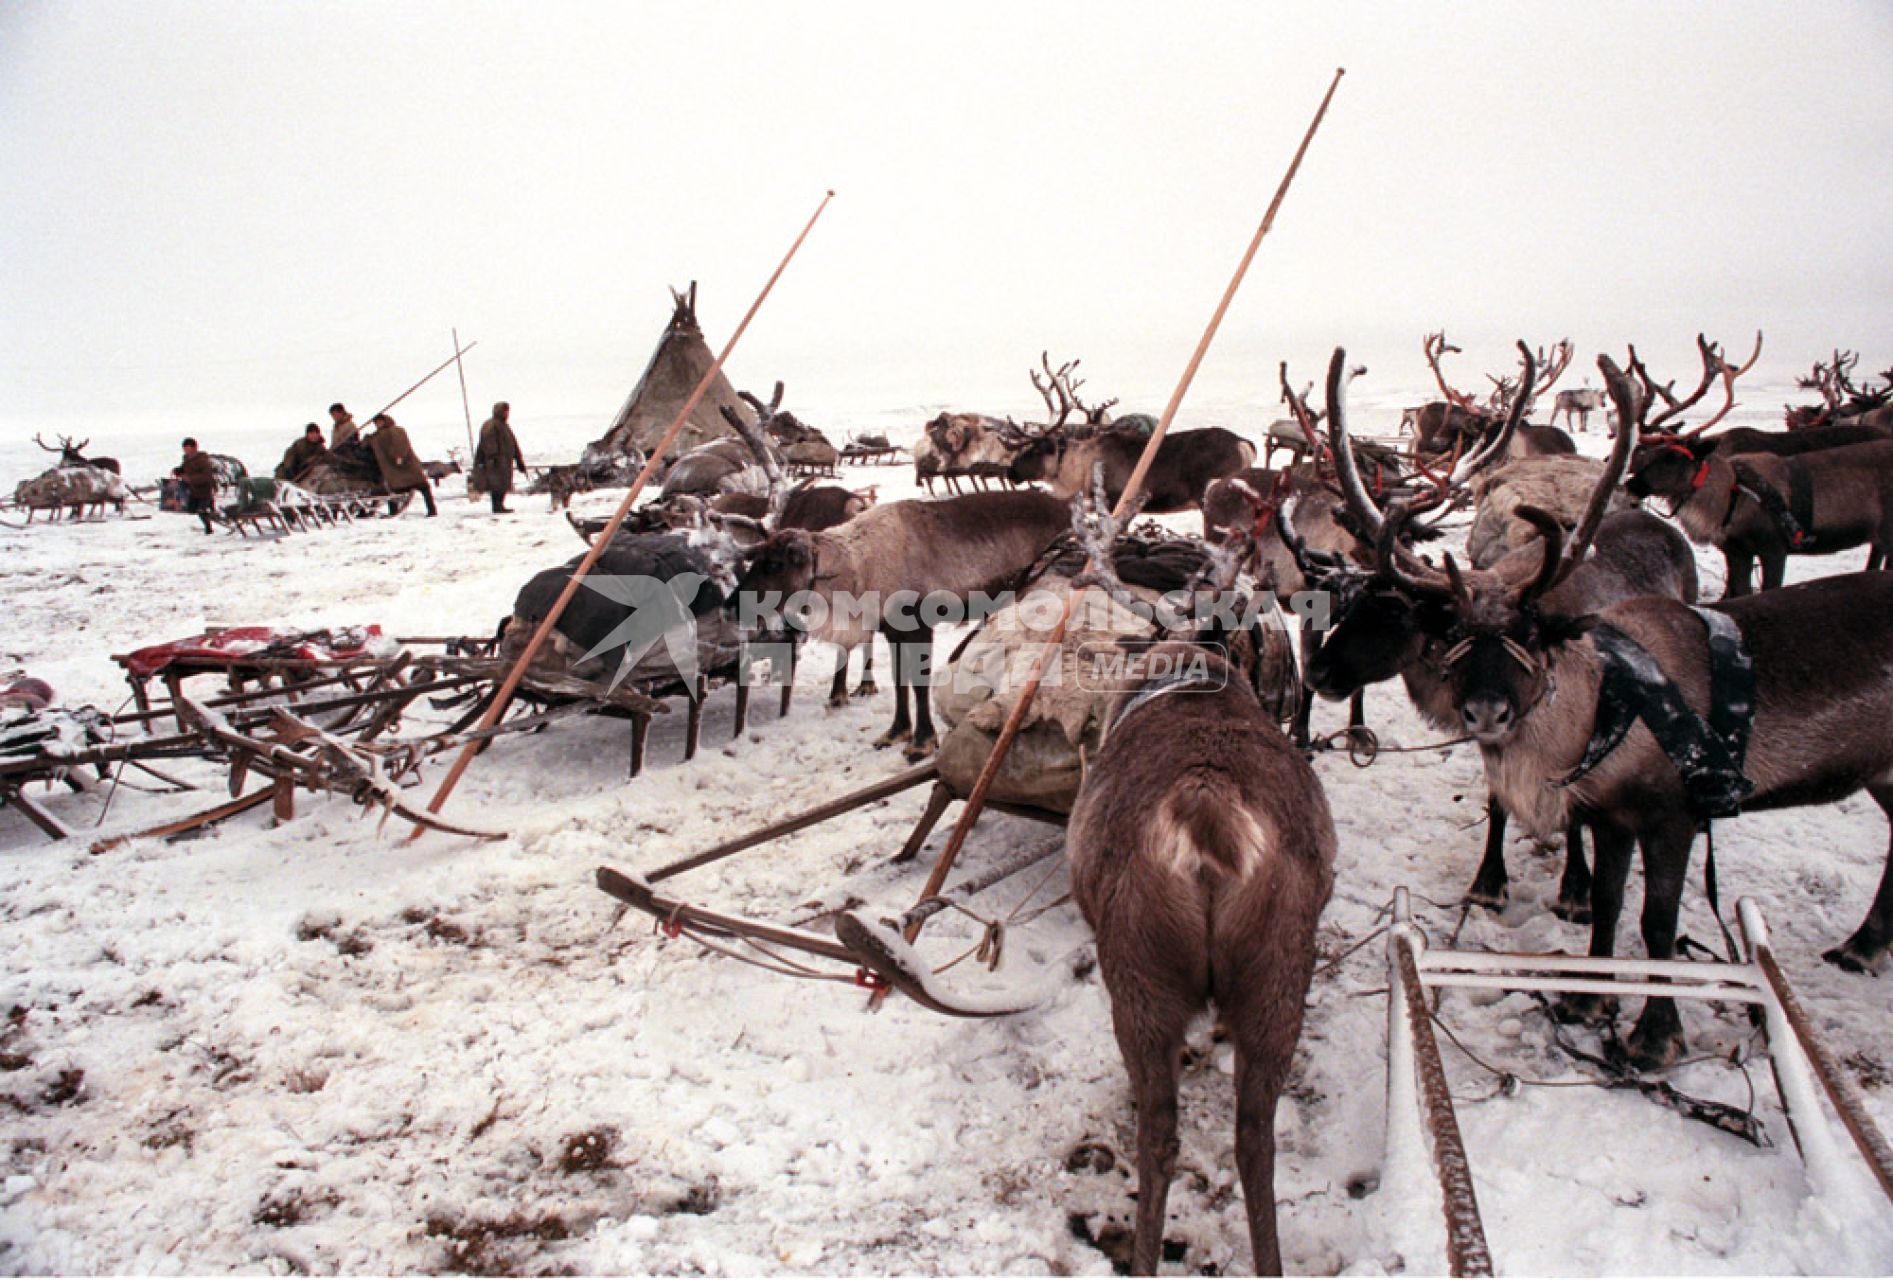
top-left (502, 533), bottom-right (747, 694)
top-left (931, 535), bottom-right (1298, 815)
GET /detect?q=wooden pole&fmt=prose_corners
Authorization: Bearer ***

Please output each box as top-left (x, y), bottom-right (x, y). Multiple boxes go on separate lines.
top-left (902, 69), bottom-right (1346, 940)
top-left (453, 326), bottom-right (477, 474)
top-left (370, 341), bottom-right (478, 423)
top-left (411, 190), bottom-right (836, 836)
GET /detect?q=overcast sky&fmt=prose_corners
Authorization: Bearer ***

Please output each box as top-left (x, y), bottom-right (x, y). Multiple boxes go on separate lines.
top-left (4, 1), bottom-right (1891, 443)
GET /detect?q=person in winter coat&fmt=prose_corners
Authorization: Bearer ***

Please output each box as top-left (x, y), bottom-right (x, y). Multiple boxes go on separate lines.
top-left (274, 423), bottom-right (328, 482)
top-left (328, 403), bottom-right (360, 449)
top-left (174, 437), bottom-right (218, 534)
top-left (367, 414), bottom-right (437, 517)
top-left (471, 401), bottom-right (528, 513)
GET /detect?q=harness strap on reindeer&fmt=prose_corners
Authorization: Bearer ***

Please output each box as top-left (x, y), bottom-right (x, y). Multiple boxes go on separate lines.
top-left (1559, 608), bottom-right (1756, 822)
top-left (1107, 663), bottom-right (1231, 731)
top-left (1727, 459), bottom-right (1817, 550)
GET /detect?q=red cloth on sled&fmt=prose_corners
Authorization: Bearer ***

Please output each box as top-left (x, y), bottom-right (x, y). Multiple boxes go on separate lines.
top-left (118, 625), bottom-right (391, 679)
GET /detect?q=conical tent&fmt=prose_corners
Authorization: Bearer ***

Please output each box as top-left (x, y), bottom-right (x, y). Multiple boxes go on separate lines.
top-left (588, 283), bottom-right (753, 463)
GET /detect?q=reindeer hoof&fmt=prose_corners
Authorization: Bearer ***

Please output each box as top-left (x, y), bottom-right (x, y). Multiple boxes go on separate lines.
top-left (1464, 886), bottom-right (1508, 914)
top-left (1625, 1017), bottom-right (1685, 1071)
top-left (1552, 992), bottom-right (1615, 1027)
top-left (903, 737), bottom-right (938, 762)
top-left (1550, 896), bottom-right (1593, 925)
top-left (1822, 942), bottom-right (1880, 974)
top-left (873, 727), bottom-right (912, 749)
top-left (852, 680), bottom-right (879, 699)
top-left (826, 694), bottom-right (849, 711)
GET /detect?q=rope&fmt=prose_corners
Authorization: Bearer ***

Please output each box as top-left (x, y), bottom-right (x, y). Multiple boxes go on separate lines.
top-left (926, 855), bottom-right (1074, 976)
top-left (666, 922), bottom-right (861, 986)
top-left (1307, 725), bottom-right (1473, 767)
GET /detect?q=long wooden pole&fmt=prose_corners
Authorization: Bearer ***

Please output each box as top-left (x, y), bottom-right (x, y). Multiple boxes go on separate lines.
top-left (411, 190), bottom-right (836, 835)
top-left (902, 70), bottom-right (1345, 939)
top-left (371, 341), bottom-right (477, 423)
top-left (453, 327), bottom-right (477, 468)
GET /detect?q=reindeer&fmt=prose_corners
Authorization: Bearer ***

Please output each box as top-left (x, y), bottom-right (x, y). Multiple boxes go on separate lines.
top-left (1366, 351), bottom-right (1893, 1067)
top-left (734, 489), bottom-right (1071, 758)
top-left (1786, 350), bottom-right (1893, 431)
top-left (1008, 414), bottom-right (1253, 513)
top-left (1065, 500), bottom-right (1334, 1275)
top-left (1236, 359), bottom-right (1523, 751)
top-left (34, 434), bottom-right (120, 476)
top-left (1620, 333), bottom-right (1893, 595)
top-left (1411, 332), bottom-right (1573, 456)
top-left (1303, 344), bottom-right (1699, 919)
top-left (1003, 355), bottom-right (1247, 510)
top-left (1549, 386), bottom-right (1609, 433)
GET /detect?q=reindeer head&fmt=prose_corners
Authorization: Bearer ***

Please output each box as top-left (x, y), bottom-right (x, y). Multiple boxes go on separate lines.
top-left (35, 434), bottom-right (89, 467)
top-left (1003, 430), bottom-right (1063, 485)
top-left (735, 527), bottom-right (821, 599)
top-left (1388, 356), bottom-right (1640, 745)
top-left (1620, 331), bottom-right (1762, 501)
top-left (1296, 341), bottom-right (1587, 725)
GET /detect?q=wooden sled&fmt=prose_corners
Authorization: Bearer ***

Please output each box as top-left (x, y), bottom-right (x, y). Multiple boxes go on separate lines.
top-left (1382, 888), bottom-right (1893, 1275)
top-left (839, 438), bottom-right (905, 467)
top-left (415, 647), bottom-right (783, 780)
top-left (1, 660), bottom-right (497, 845)
top-left (597, 757), bottom-right (1074, 1017)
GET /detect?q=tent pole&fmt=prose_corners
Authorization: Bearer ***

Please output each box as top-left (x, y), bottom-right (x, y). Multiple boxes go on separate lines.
top-left (453, 327), bottom-right (477, 482)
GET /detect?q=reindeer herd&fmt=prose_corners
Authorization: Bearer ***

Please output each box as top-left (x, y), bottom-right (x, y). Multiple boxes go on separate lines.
top-left (486, 337), bottom-right (1893, 1271)
top-left (17, 336), bottom-right (1893, 1270)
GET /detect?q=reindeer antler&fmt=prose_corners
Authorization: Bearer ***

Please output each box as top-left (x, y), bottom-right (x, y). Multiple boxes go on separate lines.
top-left (1422, 332), bottom-right (1481, 412)
top-left (1684, 330), bottom-right (1764, 437)
top-left (724, 382), bottom-right (790, 518)
top-left (1069, 465), bottom-right (1151, 620)
top-left (1030, 352), bottom-right (1085, 430)
top-left (1279, 361), bottom-right (1328, 465)
top-left (1326, 349), bottom-right (1384, 542)
top-left (1645, 335), bottom-right (1725, 432)
top-left (1449, 341), bottom-right (1537, 486)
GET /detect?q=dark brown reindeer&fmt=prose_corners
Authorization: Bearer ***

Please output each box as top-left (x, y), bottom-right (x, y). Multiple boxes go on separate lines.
top-left (1785, 349), bottom-right (1893, 431)
top-left (1378, 352), bottom-right (1893, 1068)
top-left (734, 488), bottom-right (1071, 758)
top-left (1066, 503), bottom-right (1334, 1276)
top-left (1009, 422), bottom-right (1253, 513)
top-left (1250, 356), bottom-right (1522, 751)
top-left (1303, 345), bottom-right (1699, 919)
top-left (34, 434), bottom-right (120, 476)
top-left (1004, 353), bottom-right (1246, 512)
top-left (1411, 332), bottom-right (1574, 460)
top-left (1622, 334), bottom-right (1893, 595)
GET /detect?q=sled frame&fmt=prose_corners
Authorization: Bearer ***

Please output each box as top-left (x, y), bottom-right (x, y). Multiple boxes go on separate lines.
top-left (596, 760), bottom-right (1072, 1016)
top-left (1384, 888), bottom-right (1893, 1277)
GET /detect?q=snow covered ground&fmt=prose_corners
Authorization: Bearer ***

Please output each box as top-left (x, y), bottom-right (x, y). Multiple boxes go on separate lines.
top-left (3, 380), bottom-right (1893, 1275)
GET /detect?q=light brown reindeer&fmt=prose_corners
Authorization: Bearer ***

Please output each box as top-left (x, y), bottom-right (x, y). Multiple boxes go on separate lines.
top-left (1372, 352), bottom-right (1893, 1068)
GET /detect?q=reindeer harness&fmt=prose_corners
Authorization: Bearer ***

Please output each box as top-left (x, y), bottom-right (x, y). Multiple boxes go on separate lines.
top-left (1726, 459), bottom-right (1817, 551)
top-left (1108, 666), bottom-right (1236, 733)
top-left (1559, 608), bottom-right (1756, 820)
